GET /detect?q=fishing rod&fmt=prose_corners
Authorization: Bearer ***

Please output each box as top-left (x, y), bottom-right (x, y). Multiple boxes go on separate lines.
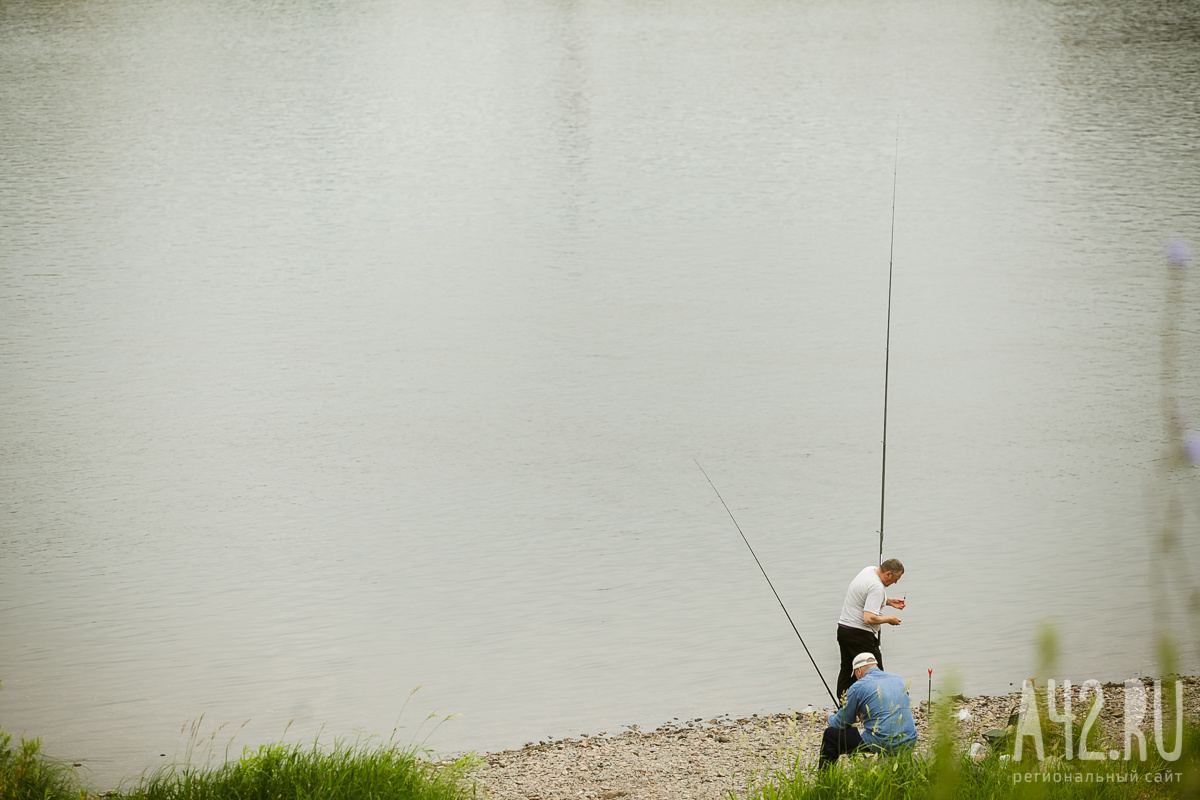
top-left (694, 459), bottom-right (840, 708)
top-left (878, 121), bottom-right (899, 567)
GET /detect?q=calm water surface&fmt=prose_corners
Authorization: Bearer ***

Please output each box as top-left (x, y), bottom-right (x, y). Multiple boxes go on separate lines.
top-left (3, 0), bottom-right (1200, 788)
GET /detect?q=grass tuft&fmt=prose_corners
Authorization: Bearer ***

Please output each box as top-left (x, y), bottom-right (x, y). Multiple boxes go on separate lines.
top-left (0, 729), bottom-right (87, 800)
top-left (123, 737), bottom-right (479, 800)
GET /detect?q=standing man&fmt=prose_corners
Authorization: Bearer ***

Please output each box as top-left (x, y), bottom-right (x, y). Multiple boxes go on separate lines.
top-left (836, 558), bottom-right (905, 699)
top-left (821, 652), bottom-right (917, 768)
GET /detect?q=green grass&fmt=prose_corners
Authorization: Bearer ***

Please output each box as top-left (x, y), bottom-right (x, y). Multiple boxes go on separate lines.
top-left (0, 725), bottom-right (478, 800)
top-left (0, 729), bottom-right (87, 800)
top-left (123, 738), bottom-right (479, 800)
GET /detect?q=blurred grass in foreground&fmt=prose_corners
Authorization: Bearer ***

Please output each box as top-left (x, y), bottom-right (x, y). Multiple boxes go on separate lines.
top-left (748, 701), bottom-right (1200, 800)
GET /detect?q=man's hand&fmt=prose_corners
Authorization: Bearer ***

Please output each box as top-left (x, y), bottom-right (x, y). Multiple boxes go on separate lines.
top-left (863, 611), bottom-right (902, 626)
top-left (886, 598), bottom-right (906, 610)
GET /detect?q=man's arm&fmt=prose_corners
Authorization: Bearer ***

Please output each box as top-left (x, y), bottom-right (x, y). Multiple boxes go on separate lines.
top-left (863, 610), bottom-right (901, 626)
top-left (827, 689), bottom-right (861, 729)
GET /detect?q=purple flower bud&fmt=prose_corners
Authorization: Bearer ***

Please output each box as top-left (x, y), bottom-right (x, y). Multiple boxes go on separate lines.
top-left (1167, 239), bottom-right (1192, 268)
top-left (1185, 431), bottom-right (1200, 465)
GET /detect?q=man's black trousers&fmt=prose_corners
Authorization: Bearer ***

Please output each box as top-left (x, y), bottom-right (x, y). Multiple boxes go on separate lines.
top-left (835, 624), bottom-right (883, 699)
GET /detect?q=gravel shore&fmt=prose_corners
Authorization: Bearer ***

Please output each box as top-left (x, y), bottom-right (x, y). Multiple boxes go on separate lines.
top-left (472, 677), bottom-right (1200, 800)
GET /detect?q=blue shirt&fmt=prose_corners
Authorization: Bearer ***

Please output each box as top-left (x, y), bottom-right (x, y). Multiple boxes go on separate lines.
top-left (827, 666), bottom-right (918, 751)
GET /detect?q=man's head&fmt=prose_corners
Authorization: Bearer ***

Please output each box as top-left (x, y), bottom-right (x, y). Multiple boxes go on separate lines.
top-left (878, 558), bottom-right (905, 586)
top-left (851, 652), bottom-right (877, 679)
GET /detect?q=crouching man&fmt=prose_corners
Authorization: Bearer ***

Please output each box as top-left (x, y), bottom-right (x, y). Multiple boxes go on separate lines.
top-left (820, 652), bottom-right (917, 769)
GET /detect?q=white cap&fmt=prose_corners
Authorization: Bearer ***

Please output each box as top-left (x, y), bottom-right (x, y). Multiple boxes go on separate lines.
top-left (852, 652), bottom-right (877, 670)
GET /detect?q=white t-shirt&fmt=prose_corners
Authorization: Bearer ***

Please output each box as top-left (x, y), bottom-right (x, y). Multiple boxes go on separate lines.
top-left (839, 565), bottom-right (887, 634)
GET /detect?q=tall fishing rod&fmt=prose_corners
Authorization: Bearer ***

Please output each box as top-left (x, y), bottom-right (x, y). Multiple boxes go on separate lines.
top-left (694, 459), bottom-right (840, 708)
top-left (878, 122), bottom-right (899, 567)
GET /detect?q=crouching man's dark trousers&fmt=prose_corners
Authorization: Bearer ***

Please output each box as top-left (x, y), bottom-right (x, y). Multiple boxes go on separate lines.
top-left (819, 726), bottom-right (871, 769)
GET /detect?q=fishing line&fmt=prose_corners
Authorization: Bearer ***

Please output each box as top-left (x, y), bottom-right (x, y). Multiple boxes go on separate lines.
top-left (694, 459), bottom-right (840, 708)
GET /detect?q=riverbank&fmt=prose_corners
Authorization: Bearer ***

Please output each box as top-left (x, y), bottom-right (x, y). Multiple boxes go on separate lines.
top-left (473, 677), bottom-right (1200, 800)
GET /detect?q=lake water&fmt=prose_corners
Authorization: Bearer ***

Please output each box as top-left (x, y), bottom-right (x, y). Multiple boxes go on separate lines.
top-left (3, 0), bottom-right (1200, 789)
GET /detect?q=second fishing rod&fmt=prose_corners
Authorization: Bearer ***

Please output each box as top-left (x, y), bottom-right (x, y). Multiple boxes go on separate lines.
top-left (879, 120), bottom-right (899, 568)
top-left (697, 131), bottom-right (902, 710)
